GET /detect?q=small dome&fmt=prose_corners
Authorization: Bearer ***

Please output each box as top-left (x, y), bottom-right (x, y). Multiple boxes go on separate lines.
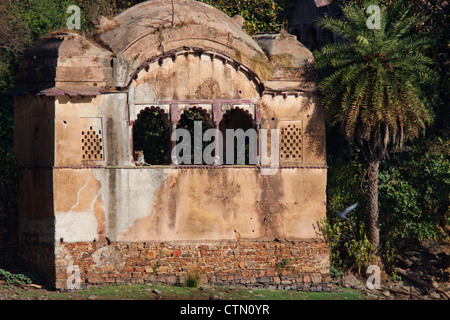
top-left (15, 32), bottom-right (112, 96)
top-left (253, 31), bottom-right (314, 67)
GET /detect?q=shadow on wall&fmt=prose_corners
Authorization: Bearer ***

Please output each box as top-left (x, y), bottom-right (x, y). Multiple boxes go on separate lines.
top-left (6, 97), bottom-right (57, 288)
top-left (0, 167), bottom-right (56, 288)
top-left (17, 170), bottom-right (56, 288)
top-left (305, 100), bottom-right (326, 161)
top-left (0, 158), bottom-right (21, 271)
top-left (291, 91), bottom-right (326, 163)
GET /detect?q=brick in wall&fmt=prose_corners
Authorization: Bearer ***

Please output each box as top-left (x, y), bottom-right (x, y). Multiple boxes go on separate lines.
top-left (54, 239), bottom-right (331, 291)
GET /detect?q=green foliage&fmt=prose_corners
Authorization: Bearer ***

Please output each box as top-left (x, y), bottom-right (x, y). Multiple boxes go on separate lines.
top-left (378, 137), bottom-right (450, 257)
top-left (184, 271), bottom-right (202, 288)
top-left (152, 261), bottom-right (161, 274)
top-left (315, 0), bottom-right (441, 267)
top-left (198, 0), bottom-right (284, 34)
top-left (344, 229), bottom-right (374, 273)
top-left (0, 268), bottom-right (33, 287)
top-left (344, 0), bottom-right (449, 134)
top-left (321, 215), bottom-right (375, 274)
top-left (0, 97), bottom-right (22, 241)
top-left (74, 0), bottom-right (143, 32)
top-left (0, 0), bottom-right (75, 93)
top-left (275, 258), bottom-right (291, 268)
top-left (391, 271), bottom-right (402, 283)
top-left (17, 0), bottom-right (73, 40)
top-left (324, 130), bottom-right (449, 273)
top-left (330, 267), bottom-right (343, 279)
top-left (321, 140), bottom-right (375, 273)
top-left (75, 0), bottom-right (286, 35)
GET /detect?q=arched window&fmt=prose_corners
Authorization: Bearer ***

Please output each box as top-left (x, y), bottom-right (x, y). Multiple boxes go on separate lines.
top-left (219, 108), bottom-right (255, 165)
top-left (132, 107), bottom-right (170, 165)
top-left (176, 107), bottom-right (213, 165)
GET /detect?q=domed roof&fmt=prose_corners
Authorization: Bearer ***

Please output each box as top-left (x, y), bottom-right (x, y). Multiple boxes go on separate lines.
top-left (253, 31), bottom-right (314, 67)
top-left (253, 31), bottom-right (317, 92)
top-left (14, 32), bottom-right (112, 96)
top-left (97, 0), bottom-right (265, 63)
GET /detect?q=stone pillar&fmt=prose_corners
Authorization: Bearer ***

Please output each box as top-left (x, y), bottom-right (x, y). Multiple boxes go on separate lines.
top-left (255, 103), bottom-right (261, 166)
top-left (213, 103), bottom-right (222, 165)
top-left (170, 103), bottom-right (180, 165)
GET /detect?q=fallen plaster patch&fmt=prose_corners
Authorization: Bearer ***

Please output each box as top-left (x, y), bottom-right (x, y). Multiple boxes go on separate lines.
top-left (55, 210), bottom-right (99, 242)
top-left (116, 168), bottom-right (167, 238)
top-left (55, 172), bottom-right (103, 242)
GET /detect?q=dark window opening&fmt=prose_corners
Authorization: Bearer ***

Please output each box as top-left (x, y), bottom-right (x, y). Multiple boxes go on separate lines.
top-left (133, 106), bottom-right (171, 165)
top-left (219, 108), bottom-right (255, 165)
top-left (176, 107), bottom-right (213, 165)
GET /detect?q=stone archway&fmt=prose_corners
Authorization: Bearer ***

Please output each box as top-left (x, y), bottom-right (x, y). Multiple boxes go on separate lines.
top-left (219, 107), bottom-right (255, 165)
top-left (175, 106), bottom-right (214, 165)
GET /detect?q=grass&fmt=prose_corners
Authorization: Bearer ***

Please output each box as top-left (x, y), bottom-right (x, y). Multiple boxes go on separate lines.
top-left (1, 283), bottom-right (364, 300)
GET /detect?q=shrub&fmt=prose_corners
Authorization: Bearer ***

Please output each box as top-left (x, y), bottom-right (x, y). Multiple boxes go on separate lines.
top-left (185, 271), bottom-right (201, 288)
top-left (378, 136), bottom-right (450, 269)
top-left (0, 269), bottom-right (33, 287)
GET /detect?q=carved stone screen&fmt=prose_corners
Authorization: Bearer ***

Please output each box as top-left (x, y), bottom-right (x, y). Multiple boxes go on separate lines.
top-left (81, 126), bottom-right (103, 161)
top-left (279, 120), bottom-right (303, 165)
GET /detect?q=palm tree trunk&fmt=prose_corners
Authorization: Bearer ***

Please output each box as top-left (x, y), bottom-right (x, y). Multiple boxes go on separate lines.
top-left (367, 158), bottom-right (380, 255)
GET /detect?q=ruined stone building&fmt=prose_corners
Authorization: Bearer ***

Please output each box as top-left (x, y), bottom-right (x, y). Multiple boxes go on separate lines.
top-left (11, 0), bottom-right (330, 289)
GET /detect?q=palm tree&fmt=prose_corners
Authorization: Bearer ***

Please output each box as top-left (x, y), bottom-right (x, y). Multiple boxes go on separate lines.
top-left (315, 0), bottom-right (437, 259)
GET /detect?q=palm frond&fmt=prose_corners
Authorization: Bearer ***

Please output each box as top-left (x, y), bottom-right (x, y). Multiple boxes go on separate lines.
top-left (314, 0), bottom-right (437, 159)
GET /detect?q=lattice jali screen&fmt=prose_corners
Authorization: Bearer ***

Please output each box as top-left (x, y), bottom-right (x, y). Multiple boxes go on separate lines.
top-left (279, 120), bottom-right (303, 164)
top-left (81, 126), bottom-right (103, 161)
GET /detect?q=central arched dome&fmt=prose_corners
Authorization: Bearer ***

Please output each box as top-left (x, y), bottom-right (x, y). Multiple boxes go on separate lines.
top-left (97, 0), bottom-right (266, 64)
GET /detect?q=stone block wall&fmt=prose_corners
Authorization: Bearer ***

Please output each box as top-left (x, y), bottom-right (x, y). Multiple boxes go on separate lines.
top-left (55, 239), bottom-right (331, 291)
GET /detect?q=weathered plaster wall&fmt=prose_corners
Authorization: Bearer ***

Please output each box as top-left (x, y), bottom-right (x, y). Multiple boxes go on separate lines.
top-left (260, 93), bottom-right (326, 166)
top-left (117, 168), bottom-right (327, 241)
top-left (54, 93), bottom-right (131, 168)
top-left (54, 169), bottom-right (105, 243)
top-left (131, 52), bottom-right (260, 101)
top-left (53, 167), bottom-right (326, 243)
top-left (50, 56), bottom-right (327, 243)
top-left (54, 96), bottom-right (103, 167)
top-left (8, 0), bottom-right (333, 295)
top-left (12, 1), bottom-right (330, 290)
